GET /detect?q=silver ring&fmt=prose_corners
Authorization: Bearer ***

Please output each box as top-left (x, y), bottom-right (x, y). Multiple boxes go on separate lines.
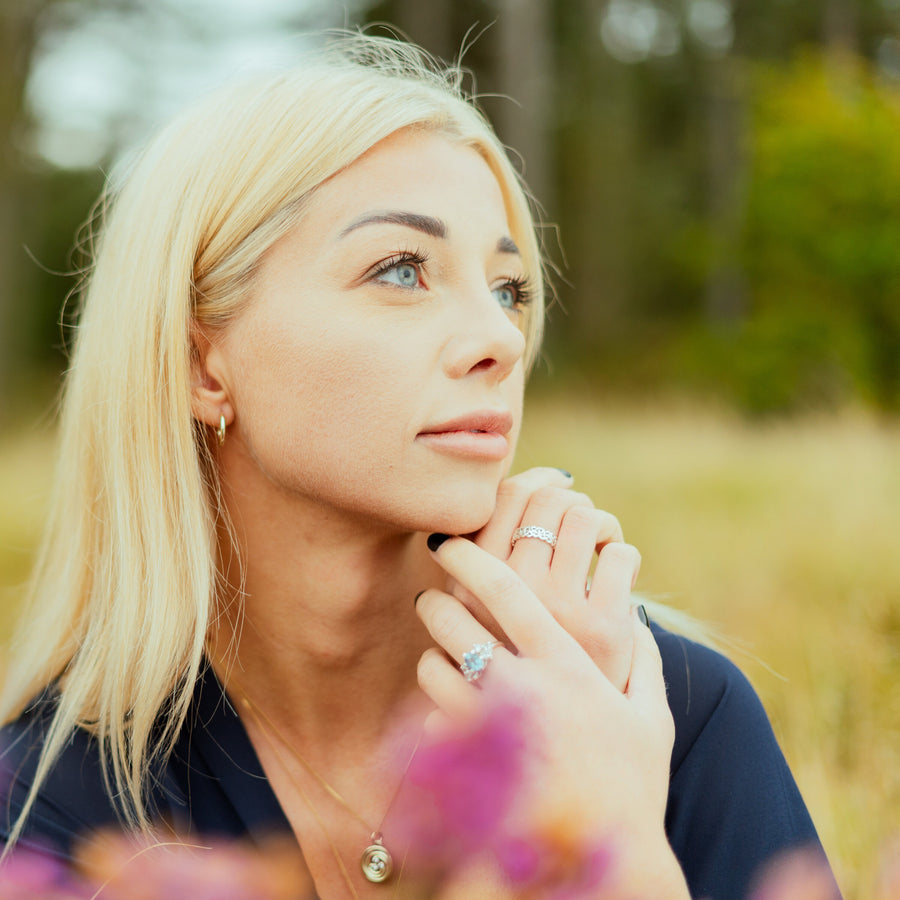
top-left (511, 525), bottom-right (558, 549)
top-left (460, 640), bottom-right (501, 683)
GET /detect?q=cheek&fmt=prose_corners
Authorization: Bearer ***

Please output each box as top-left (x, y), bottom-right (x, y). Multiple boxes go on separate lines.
top-left (228, 317), bottom-right (417, 463)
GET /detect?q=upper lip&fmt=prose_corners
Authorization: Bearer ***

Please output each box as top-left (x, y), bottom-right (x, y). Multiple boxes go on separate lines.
top-left (419, 409), bottom-right (514, 436)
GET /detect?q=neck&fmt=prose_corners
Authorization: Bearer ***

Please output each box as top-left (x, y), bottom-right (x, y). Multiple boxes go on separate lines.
top-left (208, 494), bottom-right (442, 760)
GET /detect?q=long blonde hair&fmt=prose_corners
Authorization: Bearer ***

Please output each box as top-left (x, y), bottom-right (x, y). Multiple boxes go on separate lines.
top-left (0, 34), bottom-right (546, 845)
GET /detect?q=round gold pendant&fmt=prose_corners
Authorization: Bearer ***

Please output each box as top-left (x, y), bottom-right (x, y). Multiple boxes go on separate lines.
top-left (360, 839), bottom-right (393, 883)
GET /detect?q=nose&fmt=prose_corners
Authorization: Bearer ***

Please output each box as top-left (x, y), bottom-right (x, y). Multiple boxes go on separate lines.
top-left (442, 290), bottom-right (527, 382)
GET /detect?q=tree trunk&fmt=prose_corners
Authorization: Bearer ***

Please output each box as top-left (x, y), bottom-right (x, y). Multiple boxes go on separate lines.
top-left (492, 0), bottom-right (553, 214)
top-left (704, 55), bottom-right (747, 328)
top-left (0, 1), bottom-right (47, 418)
top-left (391, 0), bottom-right (455, 62)
top-left (822, 0), bottom-right (858, 57)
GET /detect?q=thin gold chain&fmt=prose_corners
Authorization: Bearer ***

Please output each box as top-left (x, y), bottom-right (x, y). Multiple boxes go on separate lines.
top-left (238, 692), bottom-right (363, 899)
top-left (232, 682), bottom-right (421, 900)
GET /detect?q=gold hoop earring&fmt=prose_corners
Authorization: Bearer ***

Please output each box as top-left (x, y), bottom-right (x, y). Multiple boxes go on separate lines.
top-left (216, 414), bottom-right (226, 446)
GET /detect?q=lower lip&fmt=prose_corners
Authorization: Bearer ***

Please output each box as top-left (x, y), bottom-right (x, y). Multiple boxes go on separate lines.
top-left (416, 430), bottom-right (510, 461)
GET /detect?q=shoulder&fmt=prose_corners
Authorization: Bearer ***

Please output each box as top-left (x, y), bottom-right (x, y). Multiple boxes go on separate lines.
top-left (0, 693), bottom-right (122, 859)
top-left (651, 624), bottom-right (836, 900)
top-left (652, 624), bottom-right (771, 775)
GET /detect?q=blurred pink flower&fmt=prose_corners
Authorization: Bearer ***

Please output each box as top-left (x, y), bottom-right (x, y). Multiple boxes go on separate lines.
top-left (74, 833), bottom-right (312, 900)
top-left (387, 696), bottom-right (623, 899)
top-left (0, 846), bottom-right (88, 899)
top-left (746, 847), bottom-right (842, 900)
top-left (875, 835), bottom-right (900, 900)
top-left (388, 697), bottom-right (529, 873)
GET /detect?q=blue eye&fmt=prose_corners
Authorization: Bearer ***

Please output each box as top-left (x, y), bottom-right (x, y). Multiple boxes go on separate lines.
top-left (371, 253), bottom-right (426, 288)
top-left (493, 284), bottom-right (518, 310)
top-left (378, 262), bottom-right (420, 288)
top-left (493, 277), bottom-right (532, 313)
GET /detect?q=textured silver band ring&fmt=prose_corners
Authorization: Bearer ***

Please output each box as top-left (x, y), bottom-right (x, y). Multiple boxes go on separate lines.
top-left (511, 525), bottom-right (558, 549)
top-left (460, 640), bottom-right (501, 683)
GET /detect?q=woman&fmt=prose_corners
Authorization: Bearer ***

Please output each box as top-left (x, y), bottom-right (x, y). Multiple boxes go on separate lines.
top-left (0, 34), bottom-right (836, 900)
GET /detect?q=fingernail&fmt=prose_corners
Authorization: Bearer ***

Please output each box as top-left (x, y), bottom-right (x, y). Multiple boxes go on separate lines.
top-left (414, 590), bottom-right (425, 606)
top-left (636, 604), bottom-right (650, 628)
top-left (556, 468), bottom-right (572, 479)
top-left (427, 533), bottom-right (450, 552)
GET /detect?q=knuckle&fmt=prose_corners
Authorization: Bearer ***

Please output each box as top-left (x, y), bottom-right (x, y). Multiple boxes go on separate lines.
top-left (483, 569), bottom-right (521, 606)
top-left (496, 479), bottom-right (530, 505)
top-left (417, 647), bottom-right (448, 683)
top-left (529, 484), bottom-right (566, 512)
top-left (600, 541), bottom-right (640, 568)
top-left (596, 510), bottom-right (624, 541)
top-left (428, 604), bottom-right (467, 649)
top-left (563, 504), bottom-right (599, 533)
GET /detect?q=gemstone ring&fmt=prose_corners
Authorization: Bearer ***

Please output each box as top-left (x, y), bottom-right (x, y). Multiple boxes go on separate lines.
top-left (460, 640), bottom-right (501, 684)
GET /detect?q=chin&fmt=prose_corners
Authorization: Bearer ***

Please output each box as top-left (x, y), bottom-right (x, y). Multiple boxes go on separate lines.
top-left (413, 494), bottom-right (497, 537)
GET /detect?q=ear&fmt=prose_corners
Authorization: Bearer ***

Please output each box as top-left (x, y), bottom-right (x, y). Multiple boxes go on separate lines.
top-left (190, 324), bottom-right (235, 430)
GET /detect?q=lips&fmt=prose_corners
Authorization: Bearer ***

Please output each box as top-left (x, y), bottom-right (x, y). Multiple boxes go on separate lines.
top-left (419, 410), bottom-right (514, 437)
top-left (416, 409), bottom-right (514, 461)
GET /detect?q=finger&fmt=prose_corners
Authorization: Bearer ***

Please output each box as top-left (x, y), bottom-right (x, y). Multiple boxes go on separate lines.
top-left (586, 542), bottom-right (641, 612)
top-left (417, 647), bottom-right (481, 719)
top-left (571, 542), bottom-right (640, 691)
top-left (427, 535), bottom-right (571, 658)
top-left (550, 507), bottom-right (625, 599)
top-left (509, 488), bottom-right (594, 585)
top-left (415, 588), bottom-right (509, 666)
top-left (474, 467), bottom-right (574, 559)
top-left (625, 612), bottom-right (668, 715)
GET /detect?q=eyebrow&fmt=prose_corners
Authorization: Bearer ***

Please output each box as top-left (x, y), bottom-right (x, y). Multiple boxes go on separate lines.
top-left (340, 211), bottom-right (446, 239)
top-left (339, 209), bottom-right (520, 255)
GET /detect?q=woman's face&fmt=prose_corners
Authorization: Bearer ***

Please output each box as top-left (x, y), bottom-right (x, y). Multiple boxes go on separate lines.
top-left (208, 128), bottom-right (530, 536)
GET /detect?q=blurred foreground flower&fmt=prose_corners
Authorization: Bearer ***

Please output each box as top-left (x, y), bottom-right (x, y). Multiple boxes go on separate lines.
top-left (74, 833), bottom-right (313, 900)
top-left (875, 835), bottom-right (900, 900)
top-left (389, 698), bottom-right (528, 872)
top-left (746, 846), bottom-right (842, 900)
top-left (0, 846), bottom-right (88, 899)
top-left (387, 697), bottom-right (621, 899)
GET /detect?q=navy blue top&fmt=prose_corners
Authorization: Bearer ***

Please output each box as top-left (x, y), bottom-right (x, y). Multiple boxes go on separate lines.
top-left (0, 626), bottom-right (839, 900)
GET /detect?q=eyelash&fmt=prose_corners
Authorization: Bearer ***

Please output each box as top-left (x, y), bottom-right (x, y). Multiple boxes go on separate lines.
top-left (500, 275), bottom-right (534, 309)
top-left (367, 248), bottom-right (430, 283)
top-left (367, 249), bottom-right (534, 310)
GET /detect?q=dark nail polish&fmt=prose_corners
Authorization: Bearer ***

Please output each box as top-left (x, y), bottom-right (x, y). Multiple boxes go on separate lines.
top-left (427, 533), bottom-right (450, 552)
top-left (556, 468), bottom-right (572, 478)
top-left (636, 604), bottom-right (650, 628)
top-left (414, 590), bottom-right (425, 606)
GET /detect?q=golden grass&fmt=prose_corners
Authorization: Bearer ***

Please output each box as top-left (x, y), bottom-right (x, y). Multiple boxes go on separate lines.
top-left (1, 399), bottom-right (897, 898)
top-left (517, 397), bottom-right (900, 899)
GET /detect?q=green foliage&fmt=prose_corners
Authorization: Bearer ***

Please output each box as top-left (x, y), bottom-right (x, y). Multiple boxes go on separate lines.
top-left (717, 52), bottom-right (900, 412)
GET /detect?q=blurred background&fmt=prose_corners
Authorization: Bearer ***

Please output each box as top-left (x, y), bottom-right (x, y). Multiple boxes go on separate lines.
top-left (1, 1), bottom-right (898, 898)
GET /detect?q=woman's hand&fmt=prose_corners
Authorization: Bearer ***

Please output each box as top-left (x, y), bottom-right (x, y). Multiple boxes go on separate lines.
top-left (456, 468), bottom-right (638, 691)
top-left (415, 535), bottom-right (689, 899)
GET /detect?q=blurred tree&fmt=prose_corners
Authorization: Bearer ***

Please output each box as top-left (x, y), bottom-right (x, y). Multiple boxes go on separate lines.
top-left (0, 0), bottom-right (53, 418)
top-left (739, 53), bottom-right (900, 411)
top-left (5, 0), bottom-right (900, 415)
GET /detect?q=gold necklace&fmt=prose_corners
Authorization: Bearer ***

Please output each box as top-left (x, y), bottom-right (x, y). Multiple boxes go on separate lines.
top-left (232, 684), bottom-right (420, 895)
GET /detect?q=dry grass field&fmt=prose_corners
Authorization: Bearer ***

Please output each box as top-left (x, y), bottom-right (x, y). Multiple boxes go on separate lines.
top-left (1, 398), bottom-right (898, 898)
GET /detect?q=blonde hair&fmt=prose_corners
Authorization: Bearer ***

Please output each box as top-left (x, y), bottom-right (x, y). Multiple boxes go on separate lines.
top-left (0, 34), bottom-right (546, 845)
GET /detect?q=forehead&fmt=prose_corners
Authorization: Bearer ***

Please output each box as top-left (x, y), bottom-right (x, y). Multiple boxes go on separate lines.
top-left (302, 129), bottom-right (511, 237)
